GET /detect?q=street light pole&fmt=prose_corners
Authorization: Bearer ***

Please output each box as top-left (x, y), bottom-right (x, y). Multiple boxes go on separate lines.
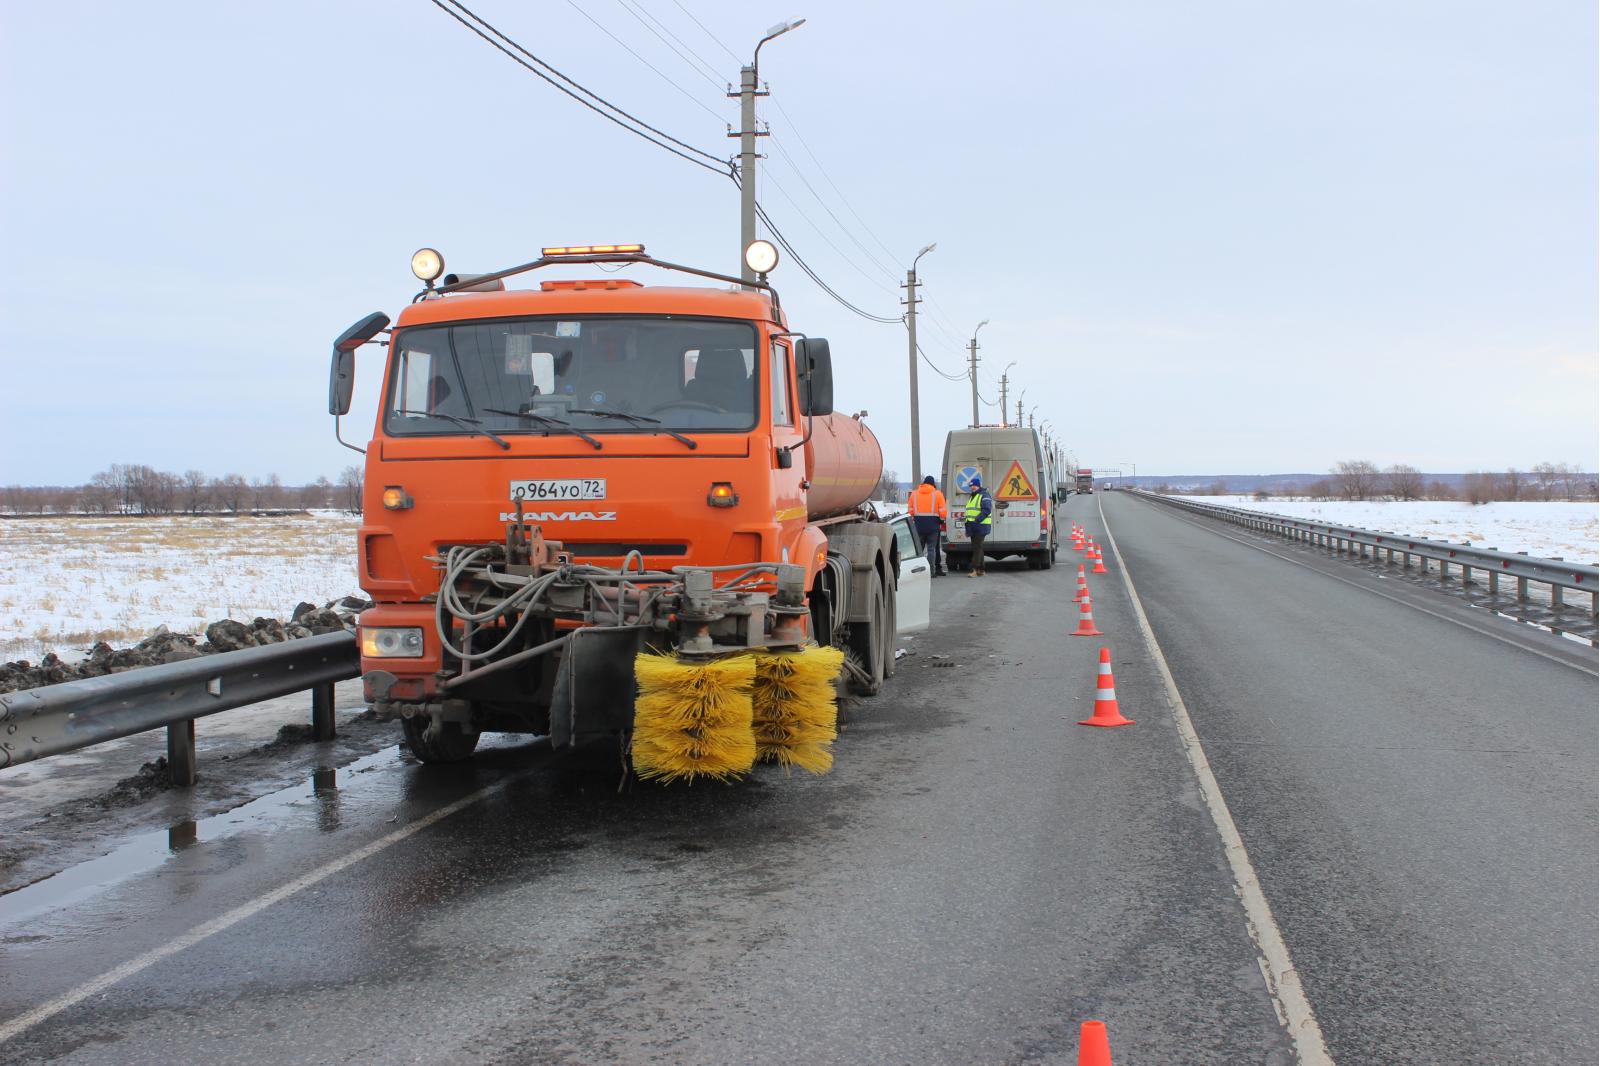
top-left (733, 19), bottom-right (806, 284)
top-left (904, 242), bottom-right (936, 481)
top-left (997, 361), bottom-right (1017, 427)
top-left (968, 319), bottom-right (989, 427)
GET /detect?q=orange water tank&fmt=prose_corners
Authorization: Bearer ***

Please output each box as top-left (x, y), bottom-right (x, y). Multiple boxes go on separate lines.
top-left (804, 414), bottom-right (883, 521)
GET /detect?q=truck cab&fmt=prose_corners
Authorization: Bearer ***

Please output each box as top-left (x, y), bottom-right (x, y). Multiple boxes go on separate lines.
top-left (327, 244), bottom-right (900, 766)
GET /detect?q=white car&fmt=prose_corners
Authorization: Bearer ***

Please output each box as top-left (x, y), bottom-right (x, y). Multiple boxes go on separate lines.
top-left (887, 514), bottom-right (931, 634)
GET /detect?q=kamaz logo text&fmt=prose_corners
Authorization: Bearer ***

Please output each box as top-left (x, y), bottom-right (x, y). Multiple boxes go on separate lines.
top-left (499, 510), bottom-right (618, 522)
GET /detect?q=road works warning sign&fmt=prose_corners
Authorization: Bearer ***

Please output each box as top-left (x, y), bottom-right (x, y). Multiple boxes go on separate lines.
top-left (995, 460), bottom-right (1037, 500)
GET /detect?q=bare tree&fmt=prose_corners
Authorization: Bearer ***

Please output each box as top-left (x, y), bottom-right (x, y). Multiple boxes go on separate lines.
top-left (212, 474), bottom-right (249, 513)
top-left (1462, 471), bottom-right (1496, 505)
top-left (1305, 479), bottom-right (1333, 500)
top-left (1384, 464), bottom-right (1424, 502)
top-left (1499, 468), bottom-right (1524, 501)
top-left (875, 470), bottom-right (902, 503)
top-left (339, 466), bottom-right (364, 512)
top-left (1332, 460), bottom-right (1381, 501)
top-left (181, 469), bottom-right (211, 513)
top-left (1425, 480), bottom-right (1456, 501)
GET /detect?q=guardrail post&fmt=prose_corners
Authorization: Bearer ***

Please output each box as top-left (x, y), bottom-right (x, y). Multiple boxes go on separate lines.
top-left (312, 682), bottom-right (337, 741)
top-left (1550, 584), bottom-right (1564, 610)
top-left (1461, 564), bottom-right (1472, 588)
top-left (1488, 570), bottom-right (1499, 595)
top-left (1516, 575), bottom-right (1529, 601)
top-left (167, 719), bottom-right (197, 786)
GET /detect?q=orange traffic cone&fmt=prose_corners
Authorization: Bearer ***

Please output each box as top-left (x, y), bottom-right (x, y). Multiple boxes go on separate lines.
top-left (1077, 1020), bottom-right (1115, 1065)
top-left (1073, 565), bottom-right (1090, 602)
top-left (1079, 648), bottom-right (1132, 726)
top-left (1089, 545), bottom-right (1108, 574)
top-left (1070, 598), bottom-right (1103, 637)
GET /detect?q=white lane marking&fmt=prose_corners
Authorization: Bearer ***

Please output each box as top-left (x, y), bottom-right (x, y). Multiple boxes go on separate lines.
top-left (0, 768), bottom-right (536, 1046)
top-left (1097, 494), bottom-right (1336, 1066)
top-left (1137, 499), bottom-right (1598, 679)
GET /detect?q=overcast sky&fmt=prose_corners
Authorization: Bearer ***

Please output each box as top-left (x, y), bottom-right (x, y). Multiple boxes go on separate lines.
top-left (2, 0), bottom-right (1595, 484)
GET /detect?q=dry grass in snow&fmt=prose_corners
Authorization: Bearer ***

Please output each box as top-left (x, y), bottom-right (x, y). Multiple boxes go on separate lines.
top-left (0, 511), bottom-right (364, 659)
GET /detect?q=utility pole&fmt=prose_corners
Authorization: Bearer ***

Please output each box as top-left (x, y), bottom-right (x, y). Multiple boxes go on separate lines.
top-left (730, 64), bottom-right (762, 285)
top-left (997, 361), bottom-right (1016, 427)
top-left (1015, 399), bottom-right (1023, 427)
top-left (967, 319), bottom-right (988, 428)
top-left (904, 243), bottom-right (936, 481)
top-left (731, 20), bottom-right (805, 284)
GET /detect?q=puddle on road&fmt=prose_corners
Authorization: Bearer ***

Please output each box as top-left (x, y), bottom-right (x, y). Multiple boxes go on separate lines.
top-left (0, 748), bottom-right (403, 932)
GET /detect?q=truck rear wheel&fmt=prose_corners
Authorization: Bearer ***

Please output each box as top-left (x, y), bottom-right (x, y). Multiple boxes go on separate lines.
top-left (847, 577), bottom-right (885, 697)
top-left (402, 715), bottom-right (480, 764)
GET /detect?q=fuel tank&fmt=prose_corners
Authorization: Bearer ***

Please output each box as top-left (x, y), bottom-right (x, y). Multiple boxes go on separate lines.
top-left (804, 413), bottom-right (883, 520)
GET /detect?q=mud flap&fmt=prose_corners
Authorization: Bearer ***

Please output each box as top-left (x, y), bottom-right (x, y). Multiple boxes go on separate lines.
top-left (550, 626), bottom-right (648, 748)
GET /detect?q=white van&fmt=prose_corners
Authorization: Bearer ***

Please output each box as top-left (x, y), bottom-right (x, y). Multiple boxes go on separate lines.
top-left (941, 427), bottom-right (1059, 571)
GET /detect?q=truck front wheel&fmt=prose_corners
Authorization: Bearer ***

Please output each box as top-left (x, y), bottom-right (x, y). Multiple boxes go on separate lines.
top-left (401, 714), bottom-right (480, 764)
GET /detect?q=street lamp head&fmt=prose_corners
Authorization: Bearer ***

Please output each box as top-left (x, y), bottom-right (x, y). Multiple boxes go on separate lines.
top-left (916, 242), bottom-right (937, 259)
top-left (765, 17), bottom-right (806, 38)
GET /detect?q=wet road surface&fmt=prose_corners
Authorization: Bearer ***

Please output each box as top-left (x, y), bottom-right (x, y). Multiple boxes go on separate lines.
top-left (1, 492), bottom-right (1592, 1063)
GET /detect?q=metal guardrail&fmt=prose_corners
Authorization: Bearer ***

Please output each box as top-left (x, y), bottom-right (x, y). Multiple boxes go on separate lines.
top-left (0, 632), bottom-right (359, 783)
top-left (1127, 490), bottom-right (1599, 635)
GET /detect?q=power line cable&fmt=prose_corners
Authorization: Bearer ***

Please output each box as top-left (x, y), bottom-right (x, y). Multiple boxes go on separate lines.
top-left (563, 0), bottom-right (726, 123)
top-left (613, 0), bottom-right (726, 91)
top-left (915, 340), bottom-right (970, 381)
top-left (754, 201), bottom-right (901, 324)
top-left (769, 97), bottom-right (907, 270)
top-left (428, 0), bottom-right (731, 177)
top-left (760, 166), bottom-right (900, 297)
top-left (767, 133), bottom-right (901, 284)
top-left (669, 0), bottom-right (743, 65)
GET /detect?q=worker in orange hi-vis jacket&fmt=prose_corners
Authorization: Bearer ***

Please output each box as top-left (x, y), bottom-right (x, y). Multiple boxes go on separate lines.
top-left (907, 475), bottom-right (949, 576)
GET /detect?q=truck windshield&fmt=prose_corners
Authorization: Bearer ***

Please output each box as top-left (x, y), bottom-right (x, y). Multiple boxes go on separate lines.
top-left (385, 316), bottom-right (760, 438)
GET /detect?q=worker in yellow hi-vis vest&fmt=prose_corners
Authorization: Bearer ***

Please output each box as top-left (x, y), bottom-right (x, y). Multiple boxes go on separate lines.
top-left (963, 475), bottom-right (994, 577)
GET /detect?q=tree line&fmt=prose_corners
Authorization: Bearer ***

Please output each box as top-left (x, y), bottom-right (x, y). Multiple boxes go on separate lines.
top-left (0, 464), bottom-right (366, 515)
top-left (1157, 461), bottom-right (1597, 504)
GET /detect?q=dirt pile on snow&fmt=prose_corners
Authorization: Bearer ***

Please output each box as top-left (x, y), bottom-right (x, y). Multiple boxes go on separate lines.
top-left (0, 596), bottom-right (373, 694)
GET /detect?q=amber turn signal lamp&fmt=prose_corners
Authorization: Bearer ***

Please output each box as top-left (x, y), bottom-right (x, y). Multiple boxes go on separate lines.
top-left (381, 486), bottom-right (414, 510)
top-left (707, 482), bottom-right (738, 507)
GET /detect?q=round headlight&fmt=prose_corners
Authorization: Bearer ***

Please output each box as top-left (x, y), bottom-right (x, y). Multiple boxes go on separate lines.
top-left (743, 239), bottom-right (779, 276)
top-left (411, 247), bottom-right (445, 282)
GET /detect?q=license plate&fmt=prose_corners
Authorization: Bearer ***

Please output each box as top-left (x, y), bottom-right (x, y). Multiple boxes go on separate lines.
top-left (509, 478), bottom-right (606, 501)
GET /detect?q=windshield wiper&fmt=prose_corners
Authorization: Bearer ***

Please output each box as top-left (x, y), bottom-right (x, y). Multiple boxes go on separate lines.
top-left (394, 409), bottom-right (510, 450)
top-left (482, 408), bottom-right (602, 450)
top-left (569, 409), bottom-right (698, 450)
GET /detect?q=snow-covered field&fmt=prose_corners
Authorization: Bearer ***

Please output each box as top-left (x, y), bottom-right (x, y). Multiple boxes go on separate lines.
top-left (1177, 496), bottom-right (1598, 563)
top-left (0, 512), bottom-right (364, 659)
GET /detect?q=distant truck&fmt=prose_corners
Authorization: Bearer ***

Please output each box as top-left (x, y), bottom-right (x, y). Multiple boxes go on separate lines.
top-left (941, 427), bottom-right (1059, 571)
top-left (1075, 469), bottom-right (1095, 494)
top-left (326, 241), bottom-right (903, 768)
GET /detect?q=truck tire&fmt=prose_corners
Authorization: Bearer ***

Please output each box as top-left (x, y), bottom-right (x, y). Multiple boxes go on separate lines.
top-left (402, 715), bottom-right (480, 764)
top-left (847, 576), bottom-right (885, 697)
top-left (883, 574), bottom-right (898, 679)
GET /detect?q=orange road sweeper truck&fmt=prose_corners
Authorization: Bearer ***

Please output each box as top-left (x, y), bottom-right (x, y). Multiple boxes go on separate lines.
top-left (327, 242), bottom-right (899, 781)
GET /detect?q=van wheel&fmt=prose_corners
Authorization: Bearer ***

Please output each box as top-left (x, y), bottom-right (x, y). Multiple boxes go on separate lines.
top-left (847, 578), bottom-right (885, 697)
top-left (402, 715), bottom-right (480, 764)
top-left (1041, 548), bottom-right (1054, 570)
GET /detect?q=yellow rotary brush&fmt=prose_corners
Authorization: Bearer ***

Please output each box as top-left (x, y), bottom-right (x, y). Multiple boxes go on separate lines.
top-left (632, 652), bottom-right (757, 783)
top-left (751, 645), bottom-right (846, 774)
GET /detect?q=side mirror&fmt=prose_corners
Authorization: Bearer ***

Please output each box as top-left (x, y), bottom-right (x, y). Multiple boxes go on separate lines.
top-left (797, 337), bottom-right (834, 417)
top-left (328, 312), bottom-right (389, 416)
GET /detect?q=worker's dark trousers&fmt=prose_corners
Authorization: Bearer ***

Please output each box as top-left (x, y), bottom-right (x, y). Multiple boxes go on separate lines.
top-left (914, 516), bottom-right (942, 572)
top-left (970, 531), bottom-right (987, 573)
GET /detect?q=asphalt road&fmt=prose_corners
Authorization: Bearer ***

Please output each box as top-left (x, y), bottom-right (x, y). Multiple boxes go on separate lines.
top-left (1, 492), bottom-right (1593, 1064)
